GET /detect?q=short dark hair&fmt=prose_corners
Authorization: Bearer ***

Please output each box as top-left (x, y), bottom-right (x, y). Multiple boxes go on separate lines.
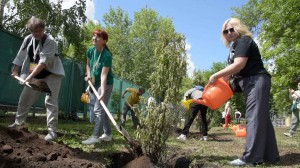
top-left (138, 88), bottom-right (145, 94)
top-left (27, 16), bottom-right (45, 30)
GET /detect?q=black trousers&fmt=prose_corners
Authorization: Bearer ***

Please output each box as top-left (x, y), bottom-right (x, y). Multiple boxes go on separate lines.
top-left (181, 103), bottom-right (208, 136)
top-left (239, 74), bottom-right (279, 163)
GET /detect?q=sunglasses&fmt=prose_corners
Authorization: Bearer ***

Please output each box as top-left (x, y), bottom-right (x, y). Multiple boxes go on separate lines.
top-left (92, 35), bottom-right (101, 41)
top-left (223, 28), bottom-right (235, 34)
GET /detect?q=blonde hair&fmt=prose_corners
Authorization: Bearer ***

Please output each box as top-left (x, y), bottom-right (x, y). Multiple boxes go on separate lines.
top-left (221, 18), bottom-right (253, 47)
top-left (26, 16), bottom-right (45, 30)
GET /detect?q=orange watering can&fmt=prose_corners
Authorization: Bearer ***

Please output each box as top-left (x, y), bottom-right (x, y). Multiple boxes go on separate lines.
top-left (235, 127), bottom-right (247, 137)
top-left (192, 78), bottom-right (233, 110)
top-left (231, 124), bottom-right (240, 132)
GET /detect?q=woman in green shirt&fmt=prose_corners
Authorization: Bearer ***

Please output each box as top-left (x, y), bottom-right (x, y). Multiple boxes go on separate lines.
top-left (82, 29), bottom-right (114, 145)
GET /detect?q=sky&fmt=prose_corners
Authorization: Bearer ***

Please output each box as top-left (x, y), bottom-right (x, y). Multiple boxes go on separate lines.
top-left (6, 0), bottom-right (249, 76)
top-left (92, 0), bottom-right (249, 76)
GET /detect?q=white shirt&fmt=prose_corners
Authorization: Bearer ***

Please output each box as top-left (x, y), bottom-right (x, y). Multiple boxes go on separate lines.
top-left (13, 34), bottom-right (65, 79)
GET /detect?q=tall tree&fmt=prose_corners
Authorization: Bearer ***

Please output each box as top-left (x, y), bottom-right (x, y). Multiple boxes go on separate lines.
top-left (130, 7), bottom-right (160, 88)
top-left (193, 62), bottom-right (226, 87)
top-left (102, 7), bottom-right (133, 80)
top-left (0, 0), bottom-right (9, 28)
top-left (1, 0), bottom-right (87, 61)
top-left (233, 0), bottom-right (300, 114)
top-left (67, 21), bottom-right (102, 63)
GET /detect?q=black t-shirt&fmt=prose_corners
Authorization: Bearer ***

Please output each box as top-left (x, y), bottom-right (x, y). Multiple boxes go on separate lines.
top-left (28, 39), bottom-right (52, 79)
top-left (235, 113), bottom-right (241, 118)
top-left (228, 36), bottom-right (269, 77)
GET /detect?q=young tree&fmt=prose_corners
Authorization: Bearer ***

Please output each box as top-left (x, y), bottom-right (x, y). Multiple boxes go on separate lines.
top-left (137, 17), bottom-right (187, 165)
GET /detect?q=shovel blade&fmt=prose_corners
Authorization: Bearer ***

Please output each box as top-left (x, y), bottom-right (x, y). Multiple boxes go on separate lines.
top-left (118, 125), bottom-right (132, 141)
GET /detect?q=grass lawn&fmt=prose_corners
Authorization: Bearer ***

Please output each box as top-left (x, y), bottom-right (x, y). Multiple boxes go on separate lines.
top-left (1, 111), bottom-right (299, 167)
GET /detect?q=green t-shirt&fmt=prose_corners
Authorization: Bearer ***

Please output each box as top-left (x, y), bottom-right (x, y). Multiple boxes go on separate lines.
top-left (86, 46), bottom-right (114, 85)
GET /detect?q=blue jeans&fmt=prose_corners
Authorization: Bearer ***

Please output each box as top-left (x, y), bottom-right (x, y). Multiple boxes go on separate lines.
top-left (92, 84), bottom-right (113, 137)
top-left (88, 92), bottom-right (96, 123)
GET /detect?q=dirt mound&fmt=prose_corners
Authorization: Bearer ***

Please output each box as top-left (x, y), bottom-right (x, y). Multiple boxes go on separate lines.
top-left (123, 155), bottom-right (158, 168)
top-left (0, 125), bottom-right (106, 168)
top-left (0, 118), bottom-right (204, 168)
top-left (0, 125), bottom-right (162, 168)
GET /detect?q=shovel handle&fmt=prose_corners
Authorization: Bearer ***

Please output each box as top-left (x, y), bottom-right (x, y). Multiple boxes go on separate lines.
top-left (87, 80), bottom-right (132, 142)
top-left (87, 80), bottom-right (118, 127)
top-left (13, 75), bottom-right (33, 88)
top-left (126, 101), bottom-right (133, 109)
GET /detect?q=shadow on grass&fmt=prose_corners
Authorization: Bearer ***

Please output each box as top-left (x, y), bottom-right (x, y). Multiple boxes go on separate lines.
top-left (279, 153), bottom-right (300, 167)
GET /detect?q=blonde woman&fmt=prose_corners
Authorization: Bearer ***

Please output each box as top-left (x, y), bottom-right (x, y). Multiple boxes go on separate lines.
top-left (208, 18), bottom-right (279, 166)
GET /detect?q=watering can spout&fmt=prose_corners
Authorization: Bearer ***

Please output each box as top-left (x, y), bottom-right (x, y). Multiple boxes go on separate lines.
top-left (181, 99), bottom-right (193, 109)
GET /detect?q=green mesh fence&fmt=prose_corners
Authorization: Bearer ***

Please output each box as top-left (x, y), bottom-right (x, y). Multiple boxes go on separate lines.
top-left (0, 28), bottom-right (148, 119)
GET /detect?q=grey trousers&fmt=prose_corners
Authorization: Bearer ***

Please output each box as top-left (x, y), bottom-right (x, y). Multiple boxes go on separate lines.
top-left (290, 108), bottom-right (299, 134)
top-left (14, 74), bottom-right (63, 134)
top-left (88, 92), bottom-right (96, 123)
top-left (92, 84), bottom-right (113, 137)
top-left (239, 74), bottom-right (279, 163)
top-left (121, 103), bottom-right (140, 128)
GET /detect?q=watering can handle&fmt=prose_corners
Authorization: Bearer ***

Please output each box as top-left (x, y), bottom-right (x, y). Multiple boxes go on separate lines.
top-left (202, 77), bottom-right (227, 95)
top-left (202, 84), bottom-right (209, 95)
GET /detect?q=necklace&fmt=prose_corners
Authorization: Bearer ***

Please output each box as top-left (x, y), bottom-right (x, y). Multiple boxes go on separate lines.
top-left (92, 47), bottom-right (103, 74)
top-left (32, 38), bottom-right (40, 62)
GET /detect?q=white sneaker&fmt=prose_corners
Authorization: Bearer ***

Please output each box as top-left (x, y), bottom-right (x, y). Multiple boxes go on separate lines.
top-left (283, 132), bottom-right (293, 137)
top-left (176, 134), bottom-right (187, 140)
top-left (99, 134), bottom-right (112, 141)
top-left (228, 159), bottom-right (254, 166)
top-left (82, 136), bottom-right (100, 145)
top-left (44, 132), bottom-right (57, 141)
top-left (200, 136), bottom-right (208, 141)
top-left (8, 122), bottom-right (23, 128)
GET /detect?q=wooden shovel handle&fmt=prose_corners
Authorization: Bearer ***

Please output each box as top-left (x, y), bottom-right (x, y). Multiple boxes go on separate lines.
top-left (87, 80), bottom-right (120, 129)
top-left (13, 75), bottom-right (33, 88)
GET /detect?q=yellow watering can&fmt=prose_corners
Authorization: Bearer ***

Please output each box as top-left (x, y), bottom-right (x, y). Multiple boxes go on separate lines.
top-left (181, 99), bottom-right (193, 109)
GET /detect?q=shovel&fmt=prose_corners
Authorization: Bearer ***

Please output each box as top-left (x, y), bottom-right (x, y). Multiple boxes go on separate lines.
top-left (13, 75), bottom-right (52, 94)
top-left (87, 80), bottom-right (143, 157)
top-left (87, 80), bottom-right (133, 142)
top-left (13, 75), bottom-right (33, 88)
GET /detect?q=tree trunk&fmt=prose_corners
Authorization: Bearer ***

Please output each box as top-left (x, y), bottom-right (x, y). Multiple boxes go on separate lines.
top-left (0, 0), bottom-right (9, 27)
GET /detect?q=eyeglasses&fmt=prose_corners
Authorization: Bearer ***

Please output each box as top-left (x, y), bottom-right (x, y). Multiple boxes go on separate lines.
top-left (223, 28), bottom-right (235, 34)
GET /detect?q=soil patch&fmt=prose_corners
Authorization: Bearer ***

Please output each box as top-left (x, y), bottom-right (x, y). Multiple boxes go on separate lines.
top-left (0, 125), bottom-right (107, 168)
top-left (0, 124), bottom-right (199, 168)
